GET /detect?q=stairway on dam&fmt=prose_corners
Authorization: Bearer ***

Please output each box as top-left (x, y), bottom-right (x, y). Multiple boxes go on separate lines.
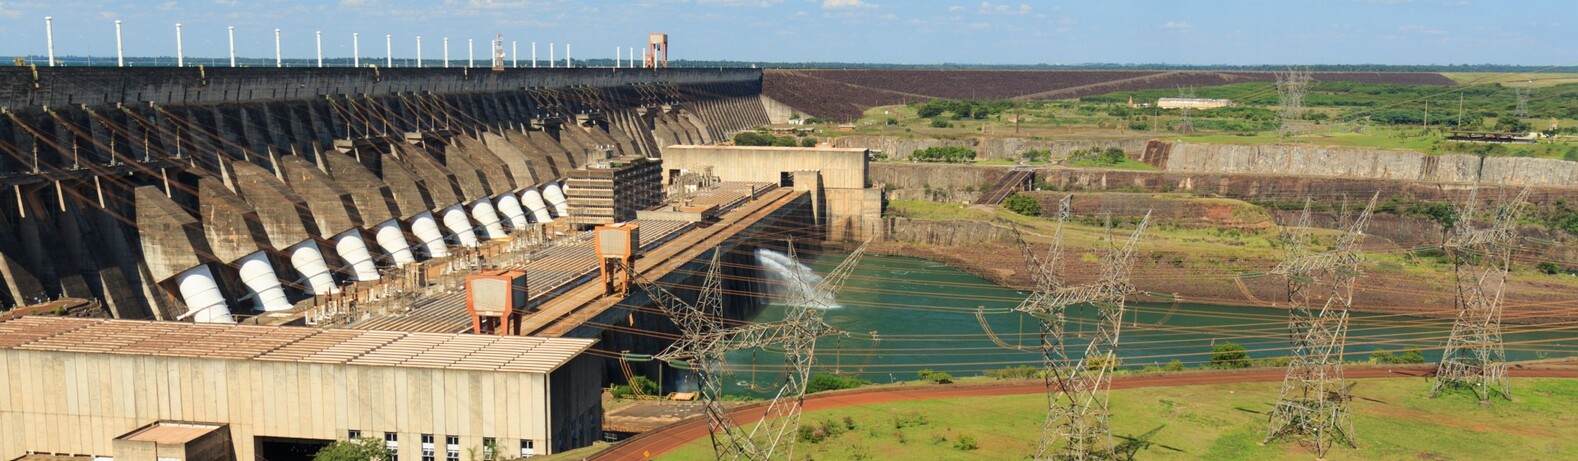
top-left (0, 67), bottom-right (773, 323)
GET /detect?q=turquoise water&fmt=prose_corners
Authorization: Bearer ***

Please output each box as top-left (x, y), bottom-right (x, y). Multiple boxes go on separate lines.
top-left (704, 254), bottom-right (1576, 394)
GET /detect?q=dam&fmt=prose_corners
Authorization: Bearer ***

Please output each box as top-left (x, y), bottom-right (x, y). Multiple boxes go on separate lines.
top-left (0, 65), bottom-right (888, 459)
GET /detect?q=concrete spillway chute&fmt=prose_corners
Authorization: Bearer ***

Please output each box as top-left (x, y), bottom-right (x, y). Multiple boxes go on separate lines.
top-left (542, 183), bottom-right (569, 217)
top-left (470, 199), bottom-right (508, 240)
top-left (373, 219), bottom-right (418, 265)
top-left (521, 189), bottom-right (554, 223)
top-left (334, 229), bottom-right (382, 281)
top-left (174, 265), bottom-right (236, 324)
top-left (495, 193), bottom-right (530, 229)
top-left (411, 211), bottom-right (450, 258)
top-left (288, 240), bottom-right (340, 295)
top-left (236, 251), bottom-right (292, 312)
top-left (442, 204), bottom-right (481, 248)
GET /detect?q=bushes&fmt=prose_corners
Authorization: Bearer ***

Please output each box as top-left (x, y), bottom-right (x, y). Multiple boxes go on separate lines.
top-left (1371, 348), bottom-right (1426, 364)
top-left (806, 373), bottom-right (870, 393)
top-left (917, 369), bottom-right (954, 384)
top-left (1002, 194), bottom-right (1040, 216)
top-left (1210, 342), bottom-right (1252, 369)
top-left (1066, 147), bottom-right (1128, 166)
top-left (734, 132), bottom-right (812, 147)
top-left (929, 119), bottom-right (953, 128)
top-left (910, 146), bottom-right (976, 163)
top-left (314, 438), bottom-right (392, 461)
top-left (987, 365), bottom-right (1040, 380)
top-left (610, 375), bottom-right (659, 399)
top-left (1021, 149), bottom-right (1052, 163)
top-left (953, 434), bottom-right (979, 451)
top-left (891, 412), bottom-right (930, 429)
top-left (1538, 261), bottom-right (1562, 275)
top-left (799, 418), bottom-right (855, 443)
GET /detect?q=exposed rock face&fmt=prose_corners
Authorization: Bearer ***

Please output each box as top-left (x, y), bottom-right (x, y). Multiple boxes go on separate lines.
top-left (1161, 142), bottom-right (1578, 187)
top-left (832, 135), bottom-right (1147, 162)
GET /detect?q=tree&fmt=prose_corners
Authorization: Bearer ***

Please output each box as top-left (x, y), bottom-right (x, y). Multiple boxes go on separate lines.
top-left (1496, 116), bottom-right (1532, 133)
top-left (1002, 194), bottom-right (1040, 216)
top-left (611, 375), bottom-right (659, 398)
top-left (1416, 202), bottom-right (1459, 245)
top-left (799, 137), bottom-right (819, 148)
top-left (1210, 342), bottom-right (1251, 369)
top-left (314, 437), bottom-right (392, 461)
top-left (734, 132), bottom-right (772, 146)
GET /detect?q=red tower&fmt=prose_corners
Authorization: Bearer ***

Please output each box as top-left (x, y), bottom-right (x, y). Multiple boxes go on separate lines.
top-left (645, 33), bottom-right (668, 69)
top-left (465, 269), bottom-right (527, 335)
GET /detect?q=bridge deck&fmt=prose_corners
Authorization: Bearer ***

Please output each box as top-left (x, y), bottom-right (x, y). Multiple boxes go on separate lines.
top-left (344, 183), bottom-right (798, 335)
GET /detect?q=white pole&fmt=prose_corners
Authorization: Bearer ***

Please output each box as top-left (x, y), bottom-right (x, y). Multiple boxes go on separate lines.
top-left (512, 41), bottom-right (517, 68)
top-left (416, 36), bottom-right (422, 68)
top-left (385, 34), bottom-right (392, 67)
top-left (45, 17), bottom-right (54, 66)
top-left (115, 20), bottom-right (125, 67)
top-left (175, 23), bottom-right (184, 67)
top-left (467, 38), bottom-right (473, 68)
top-left (315, 31), bottom-right (322, 67)
top-left (549, 43), bottom-right (554, 68)
top-left (228, 26), bottom-right (236, 67)
top-left (641, 47), bottom-right (647, 69)
top-left (275, 29), bottom-right (282, 67)
top-left (615, 46), bottom-right (620, 68)
top-left (353, 33), bottom-right (360, 67)
top-left (443, 37), bottom-right (449, 68)
top-left (531, 42), bottom-right (537, 68)
top-left (566, 44), bottom-right (571, 68)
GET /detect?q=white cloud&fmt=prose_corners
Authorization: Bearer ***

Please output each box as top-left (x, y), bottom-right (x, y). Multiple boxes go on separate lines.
top-left (0, 2), bottom-right (21, 18)
top-left (976, 1), bottom-right (1030, 16)
top-left (948, 5), bottom-right (964, 12)
top-left (697, 0), bottom-right (785, 6)
top-left (823, 0), bottom-right (873, 9)
top-left (1398, 24), bottom-right (1447, 35)
top-left (1161, 21), bottom-right (1193, 31)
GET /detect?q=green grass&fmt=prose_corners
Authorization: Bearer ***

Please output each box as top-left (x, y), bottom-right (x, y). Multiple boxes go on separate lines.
top-left (1066, 157), bottom-right (1158, 170)
top-left (658, 378), bottom-right (1578, 460)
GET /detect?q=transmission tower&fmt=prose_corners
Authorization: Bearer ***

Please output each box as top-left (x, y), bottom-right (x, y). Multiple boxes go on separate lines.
top-left (1276, 68), bottom-right (1313, 136)
top-left (1176, 86), bottom-right (1196, 135)
top-left (652, 241), bottom-right (869, 460)
top-left (1263, 193), bottom-right (1378, 457)
top-left (984, 196), bottom-right (1151, 460)
top-left (1432, 187), bottom-right (1528, 402)
top-left (1513, 81), bottom-right (1532, 119)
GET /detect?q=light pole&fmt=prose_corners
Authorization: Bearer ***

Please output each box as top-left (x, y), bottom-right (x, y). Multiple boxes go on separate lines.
top-left (512, 41), bottom-right (517, 68)
top-left (385, 34), bottom-right (392, 68)
top-left (228, 26), bottom-right (236, 67)
top-left (115, 20), bottom-right (124, 67)
top-left (315, 31), bottom-right (322, 67)
top-left (443, 37), bottom-right (449, 68)
top-left (416, 36), bottom-right (423, 68)
top-left (45, 17), bottom-right (55, 66)
top-left (275, 28), bottom-right (282, 67)
top-left (175, 23), bottom-right (184, 67)
top-left (353, 32), bottom-right (360, 67)
top-left (531, 42), bottom-right (537, 68)
top-left (467, 38), bottom-right (474, 68)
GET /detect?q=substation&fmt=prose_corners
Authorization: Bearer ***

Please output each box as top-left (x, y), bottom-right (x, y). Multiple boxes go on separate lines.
top-left (0, 63), bottom-right (884, 460)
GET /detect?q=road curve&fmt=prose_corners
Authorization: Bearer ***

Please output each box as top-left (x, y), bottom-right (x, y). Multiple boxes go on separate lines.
top-left (586, 364), bottom-right (1578, 460)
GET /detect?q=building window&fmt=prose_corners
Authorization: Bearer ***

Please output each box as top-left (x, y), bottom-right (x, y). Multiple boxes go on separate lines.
top-left (384, 432), bottom-right (399, 458)
top-left (421, 434), bottom-right (435, 461)
top-left (520, 439), bottom-right (535, 458)
top-left (482, 438), bottom-right (497, 461)
top-left (348, 429), bottom-right (361, 440)
top-left (779, 172), bottom-right (794, 187)
top-left (445, 436), bottom-right (460, 461)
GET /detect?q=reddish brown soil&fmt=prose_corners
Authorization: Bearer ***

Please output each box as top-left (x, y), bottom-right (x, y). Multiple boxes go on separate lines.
top-left (587, 364), bottom-right (1578, 460)
top-left (765, 69), bottom-right (1456, 120)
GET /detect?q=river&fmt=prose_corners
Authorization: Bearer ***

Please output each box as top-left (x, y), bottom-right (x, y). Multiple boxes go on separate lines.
top-left (702, 252), bottom-right (1575, 395)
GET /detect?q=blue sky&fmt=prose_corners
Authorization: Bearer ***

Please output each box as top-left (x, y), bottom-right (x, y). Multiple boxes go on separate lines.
top-left (0, 0), bottom-right (1570, 65)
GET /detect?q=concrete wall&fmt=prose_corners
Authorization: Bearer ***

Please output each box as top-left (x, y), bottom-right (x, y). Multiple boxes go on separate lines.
top-left (1159, 142), bottom-right (1578, 187)
top-left (831, 136), bottom-right (1147, 162)
top-left (662, 146), bottom-right (869, 189)
top-left (0, 348), bottom-right (582, 460)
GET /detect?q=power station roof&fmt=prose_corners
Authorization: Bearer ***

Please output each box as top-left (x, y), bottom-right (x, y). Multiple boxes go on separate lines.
top-left (0, 317), bottom-right (595, 374)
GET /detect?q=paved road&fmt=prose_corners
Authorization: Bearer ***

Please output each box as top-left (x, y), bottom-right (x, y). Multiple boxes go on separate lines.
top-left (587, 364), bottom-right (1578, 460)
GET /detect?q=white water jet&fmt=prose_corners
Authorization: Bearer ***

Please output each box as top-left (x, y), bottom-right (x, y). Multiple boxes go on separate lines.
top-left (755, 248), bottom-right (840, 308)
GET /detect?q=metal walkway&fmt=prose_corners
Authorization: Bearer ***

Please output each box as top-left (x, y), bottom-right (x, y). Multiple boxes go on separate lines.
top-left (975, 166), bottom-right (1036, 205)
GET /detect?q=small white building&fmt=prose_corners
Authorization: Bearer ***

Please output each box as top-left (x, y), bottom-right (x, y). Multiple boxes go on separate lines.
top-left (1157, 98), bottom-right (1233, 110)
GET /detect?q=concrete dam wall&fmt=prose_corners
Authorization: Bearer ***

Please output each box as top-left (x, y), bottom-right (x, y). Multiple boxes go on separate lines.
top-left (831, 135), bottom-right (1145, 162)
top-left (0, 67), bottom-right (773, 320)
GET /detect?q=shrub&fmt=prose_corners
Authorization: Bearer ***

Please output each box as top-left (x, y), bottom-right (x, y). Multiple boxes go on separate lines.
top-left (885, 117), bottom-right (899, 125)
top-left (1021, 149), bottom-right (1052, 163)
top-left (1003, 194), bottom-right (1041, 216)
top-left (910, 146), bottom-right (976, 163)
top-left (806, 373), bottom-right (870, 393)
top-left (1372, 348), bottom-right (1427, 364)
top-left (734, 132), bottom-right (772, 146)
top-left (987, 365), bottom-right (1039, 380)
top-left (1210, 342), bottom-right (1251, 369)
top-left (1164, 359), bottom-right (1187, 372)
top-left (891, 412), bottom-right (930, 429)
top-left (917, 369), bottom-right (954, 384)
top-left (611, 375), bottom-right (659, 398)
top-left (954, 434), bottom-right (979, 451)
top-left (771, 136), bottom-right (799, 147)
top-left (1538, 261), bottom-right (1562, 275)
top-left (929, 119), bottom-right (953, 128)
top-left (314, 438), bottom-right (392, 461)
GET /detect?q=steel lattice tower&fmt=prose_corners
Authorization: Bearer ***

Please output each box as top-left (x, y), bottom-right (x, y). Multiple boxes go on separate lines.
top-left (1432, 187), bottom-right (1528, 402)
top-left (1263, 194), bottom-right (1378, 457)
top-left (649, 241), bottom-right (868, 460)
top-left (989, 198), bottom-right (1150, 460)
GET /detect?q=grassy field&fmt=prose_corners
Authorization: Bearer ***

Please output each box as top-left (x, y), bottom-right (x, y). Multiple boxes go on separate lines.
top-left (1444, 72), bottom-right (1578, 88)
top-left (658, 378), bottom-right (1578, 460)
